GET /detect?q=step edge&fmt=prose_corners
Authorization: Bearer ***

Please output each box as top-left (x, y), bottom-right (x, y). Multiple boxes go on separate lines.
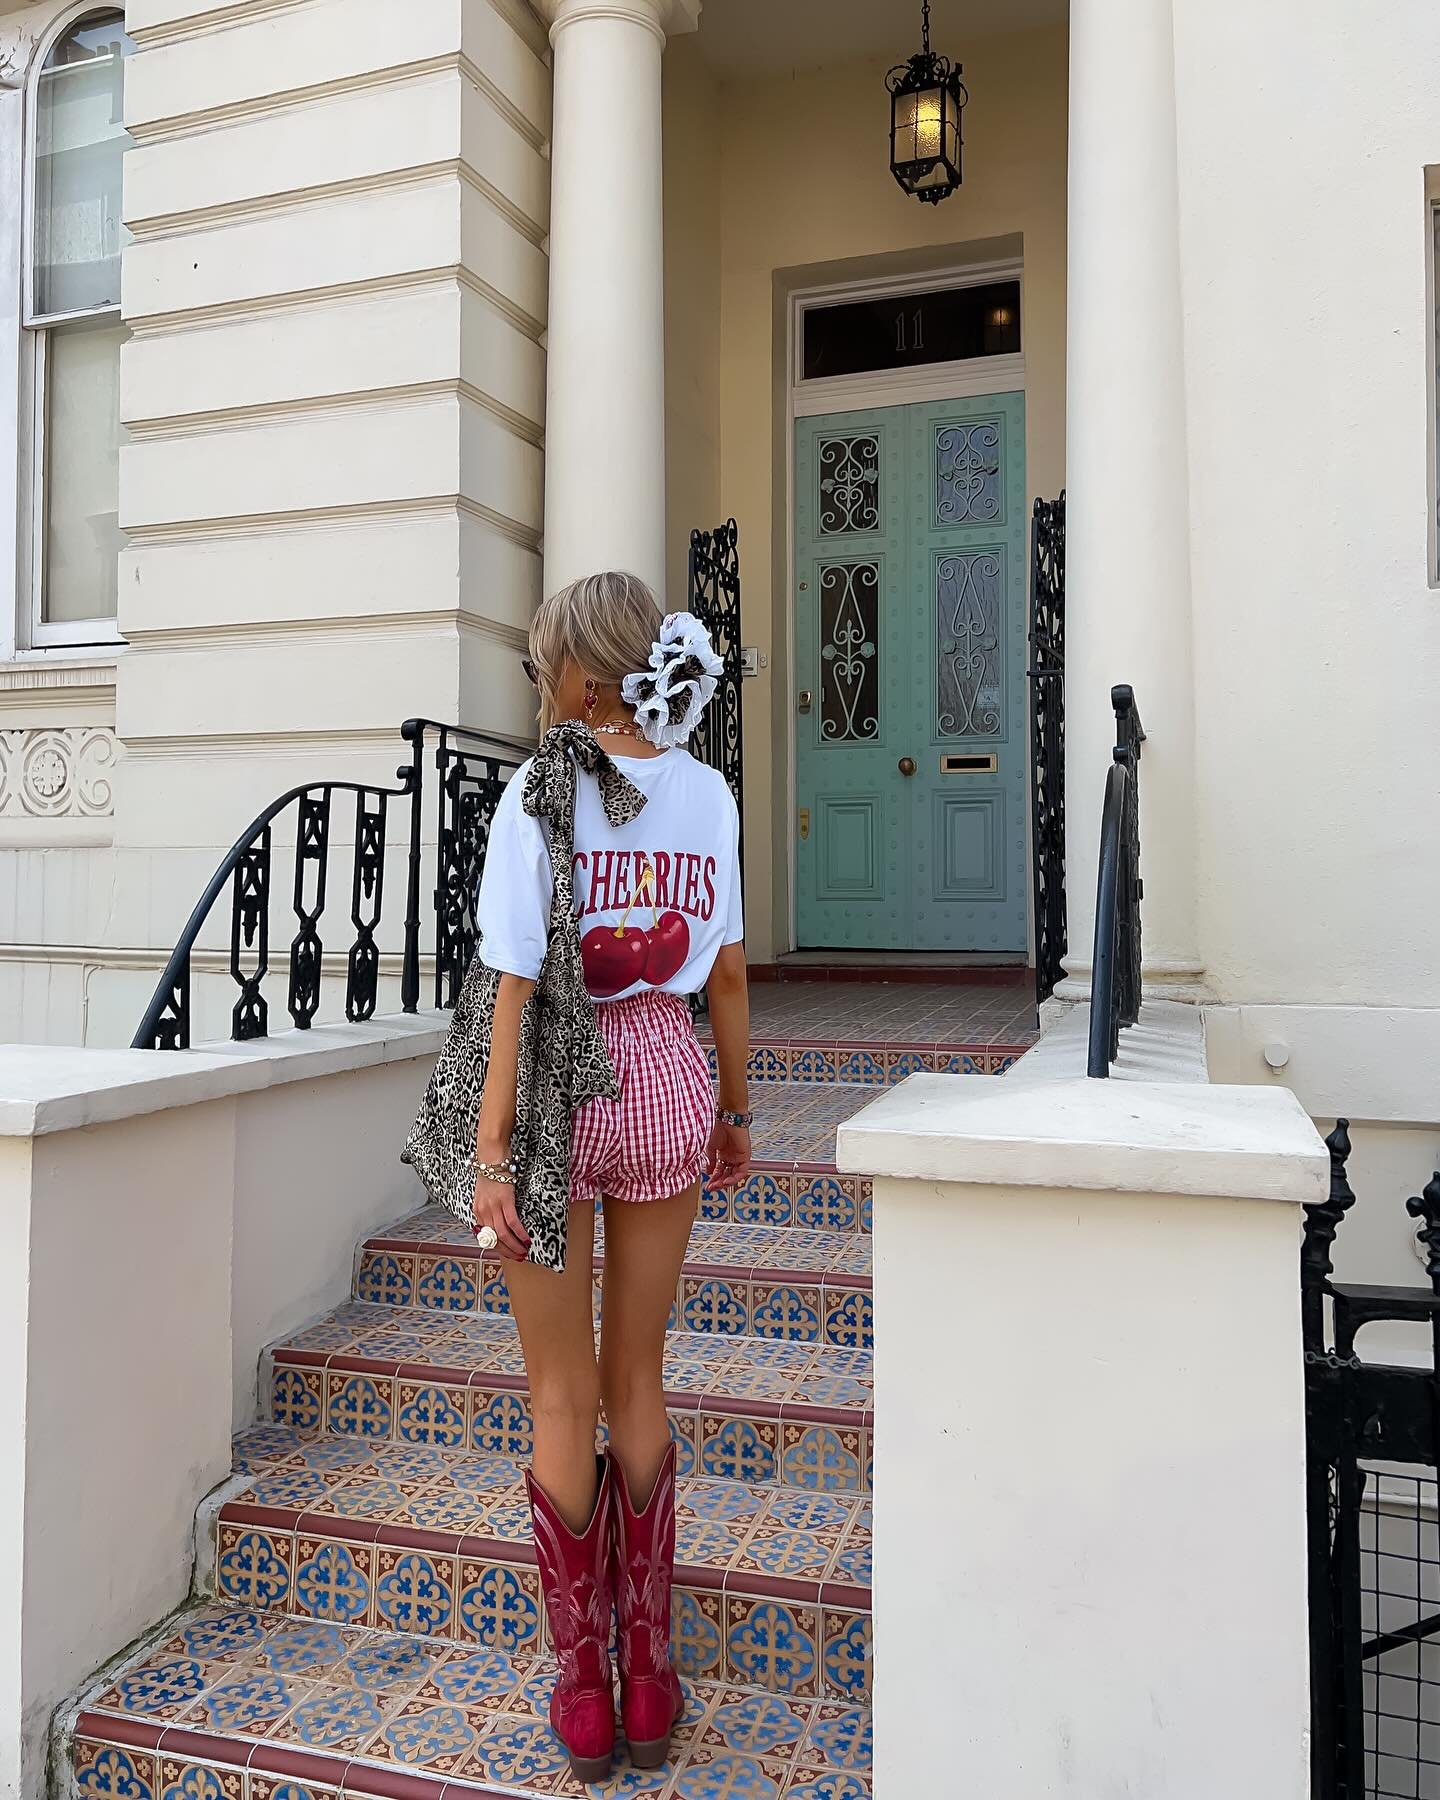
top-left (212, 1501), bottom-right (872, 1612)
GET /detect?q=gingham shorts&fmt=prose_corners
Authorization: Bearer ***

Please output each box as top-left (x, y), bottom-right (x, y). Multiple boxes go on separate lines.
top-left (570, 990), bottom-right (714, 1205)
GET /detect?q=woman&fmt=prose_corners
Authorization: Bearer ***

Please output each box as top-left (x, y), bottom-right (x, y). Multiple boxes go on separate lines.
top-left (469, 571), bottom-right (751, 1782)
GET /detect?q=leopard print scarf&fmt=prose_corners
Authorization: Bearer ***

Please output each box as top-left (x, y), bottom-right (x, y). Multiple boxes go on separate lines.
top-left (401, 722), bottom-right (647, 1271)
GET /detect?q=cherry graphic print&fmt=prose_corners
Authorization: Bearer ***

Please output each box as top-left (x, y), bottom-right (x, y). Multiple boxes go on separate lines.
top-left (579, 860), bottom-right (693, 997)
top-left (643, 910), bottom-right (690, 985)
top-left (581, 923), bottom-right (649, 996)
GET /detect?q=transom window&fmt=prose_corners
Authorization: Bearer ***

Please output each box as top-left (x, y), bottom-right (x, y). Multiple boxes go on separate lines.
top-left (801, 279), bottom-right (1022, 383)
top-left (22, 7), bottom-right (134, 646)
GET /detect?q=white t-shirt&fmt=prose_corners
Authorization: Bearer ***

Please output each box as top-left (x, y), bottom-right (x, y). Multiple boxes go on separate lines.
top-left (477, 748), bottom-right (744, 1002)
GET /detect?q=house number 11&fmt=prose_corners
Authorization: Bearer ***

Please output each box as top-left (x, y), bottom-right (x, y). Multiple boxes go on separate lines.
top-left (894, 308), bottom-right (926, 354)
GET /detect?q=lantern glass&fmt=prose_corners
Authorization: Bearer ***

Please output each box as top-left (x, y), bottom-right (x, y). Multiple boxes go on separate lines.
top-left (888, 62), bottom-right (964, 201)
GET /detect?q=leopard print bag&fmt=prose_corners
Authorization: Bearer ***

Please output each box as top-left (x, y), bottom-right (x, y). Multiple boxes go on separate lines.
top-left (401, 723), bottom-right (647, 1272)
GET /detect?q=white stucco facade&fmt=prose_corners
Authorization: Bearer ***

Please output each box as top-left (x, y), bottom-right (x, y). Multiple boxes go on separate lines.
top-left (0, 0), bottom-right (1437, 1562)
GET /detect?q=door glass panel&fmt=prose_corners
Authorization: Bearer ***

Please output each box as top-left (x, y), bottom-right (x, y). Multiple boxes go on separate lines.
top-left (936, 550), bottom-right (1002, 737)
top-left (819, 560), bottom-right (880, 742)
top-left (818, 434), bottom-right (880, 534)
top-left (935, 418), bottom-right (1002, 526)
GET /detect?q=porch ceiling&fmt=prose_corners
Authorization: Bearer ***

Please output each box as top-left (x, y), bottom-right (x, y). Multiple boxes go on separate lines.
top-left (695, 0), bottom-right (1068, 79)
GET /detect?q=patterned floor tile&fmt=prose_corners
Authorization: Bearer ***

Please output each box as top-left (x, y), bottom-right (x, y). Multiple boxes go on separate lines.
top-left (724, 977), bottom-right (1037, 1047)
top-left (78, 1591), bottom-right (871, 1798)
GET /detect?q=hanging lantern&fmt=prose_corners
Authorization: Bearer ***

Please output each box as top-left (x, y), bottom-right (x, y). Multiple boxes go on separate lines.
top-left (886, 0), bottom-right (967, 205)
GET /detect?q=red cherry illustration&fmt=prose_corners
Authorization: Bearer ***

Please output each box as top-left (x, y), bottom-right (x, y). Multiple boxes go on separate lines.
top-left (581, 923), bottom-right (650, 997)
top-left (643, 910), bottom-right (690, 985)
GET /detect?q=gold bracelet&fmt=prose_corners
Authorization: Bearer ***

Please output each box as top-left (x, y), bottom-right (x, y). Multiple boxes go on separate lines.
top-left (475, 1157), bottom-right (515, 1185)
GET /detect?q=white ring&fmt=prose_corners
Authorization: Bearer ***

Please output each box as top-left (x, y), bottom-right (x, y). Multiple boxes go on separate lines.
top-left (475, 1225), bottom-right (499, 1251)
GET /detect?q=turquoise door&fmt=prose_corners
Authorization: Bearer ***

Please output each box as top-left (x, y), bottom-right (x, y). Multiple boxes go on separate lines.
top-left (794, 393), bottom-right (1028, 952)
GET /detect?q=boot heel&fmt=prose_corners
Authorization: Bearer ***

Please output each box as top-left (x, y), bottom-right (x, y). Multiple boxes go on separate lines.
top-left (627, 1735), bottom-right (671, 1771)
top-left (567, 1751), bottom-right (614, 1783)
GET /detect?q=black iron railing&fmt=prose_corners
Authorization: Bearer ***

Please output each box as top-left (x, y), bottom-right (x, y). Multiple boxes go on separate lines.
top-left (687, 519), bottom-right (744, 878)
top-left (1304, 1122), bottom-right (1440, 1798)
top-left (1086, 684), bottom-right (1144, 1077)
top-left (134, 718), bottom-right (529, 1050)
top-left (1028, 492), bottom-right (1066, 1004)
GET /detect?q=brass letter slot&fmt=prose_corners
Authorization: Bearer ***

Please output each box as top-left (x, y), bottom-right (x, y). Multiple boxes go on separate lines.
top-left (941, 753), bottom-right (998, 775)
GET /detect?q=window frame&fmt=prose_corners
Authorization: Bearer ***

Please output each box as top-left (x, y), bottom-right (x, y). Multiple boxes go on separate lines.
top-left (18, 0), bottom-right (131, 652)
top-left (1428, 170), bottom-right (1440, 590)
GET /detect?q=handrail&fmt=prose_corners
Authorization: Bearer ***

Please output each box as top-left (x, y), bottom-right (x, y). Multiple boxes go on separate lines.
top-left (132, 719), bottom-right (531, 1050)
top-left (1086, 684), bottom-right (1144, 1077)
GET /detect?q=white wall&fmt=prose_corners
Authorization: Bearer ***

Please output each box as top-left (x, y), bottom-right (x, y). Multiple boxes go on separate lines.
top-left (840, 1064), bottom-right (1328, 1798)
top-left (0, 1015), bottom-right (442, 1799)
top-left (1170, 0), bottom-right (1440, 1010)
top-left (0, 0), bottom-right (553, 1048)
top-left (3, 1099), bottom-right (236, 1800)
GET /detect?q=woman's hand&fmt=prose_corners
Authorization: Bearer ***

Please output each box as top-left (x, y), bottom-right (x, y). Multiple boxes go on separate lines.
top-left (706, 1120), bottom-right (751, 1188)
top-left (473, 1162), bottom-right (531, 1262)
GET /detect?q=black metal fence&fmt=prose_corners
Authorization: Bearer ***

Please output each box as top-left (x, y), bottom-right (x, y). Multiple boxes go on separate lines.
top-left (1086, 683), bottom-right (1144, 1076)
top-left (687, 518), bottom-right (744, 875)
top-left (1305, 1122), bottom-right (1440, 1798)
top-left (133, 719), bottom-right (529, 1050)
top-left (1028, 492), bottom-right (1066, 1005)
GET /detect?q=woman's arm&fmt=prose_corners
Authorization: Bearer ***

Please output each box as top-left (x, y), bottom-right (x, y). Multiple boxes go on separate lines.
top-left (704, 941), bottom-right (751, 1186)
top-left (473, 971), bottom-right (535, 1260)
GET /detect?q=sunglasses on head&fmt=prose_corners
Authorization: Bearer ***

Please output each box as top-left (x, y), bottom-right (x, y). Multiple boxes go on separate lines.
top-left (522, 657), bottom-right (539, 688)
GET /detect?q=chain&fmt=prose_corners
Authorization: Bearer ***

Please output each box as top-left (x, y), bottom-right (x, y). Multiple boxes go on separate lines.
top-left (921, 0), bottom-right (931, 54)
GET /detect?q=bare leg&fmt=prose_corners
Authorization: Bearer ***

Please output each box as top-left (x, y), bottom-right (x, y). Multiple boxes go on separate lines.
top-left (504, 1198), bottom-right (599, 1530)
top-left (599, 1183), bottom-right (699, 1505)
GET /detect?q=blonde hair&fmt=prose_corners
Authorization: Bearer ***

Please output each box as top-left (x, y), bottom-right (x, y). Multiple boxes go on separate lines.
top-left (529, 570), bottom-right (662, 731)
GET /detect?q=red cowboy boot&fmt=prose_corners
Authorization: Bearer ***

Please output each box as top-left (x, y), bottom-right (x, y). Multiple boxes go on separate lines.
top-left (608, 1442), bottom-right (685, 1768)
top-left (526, 1457), bottom-right (616, 1783)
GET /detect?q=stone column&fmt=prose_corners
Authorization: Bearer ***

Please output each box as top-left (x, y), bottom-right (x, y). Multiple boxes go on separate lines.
top-left (539, 0), bottom-right (699, 602)
top-left (1063, 0), bottom-right (1204, 998)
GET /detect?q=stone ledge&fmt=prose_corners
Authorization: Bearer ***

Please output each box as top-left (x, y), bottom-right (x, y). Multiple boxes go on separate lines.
top-left (0, 1012), bottom-right (449, 1137)
top-left (836, 1071), bottom-right (1328, 1205)
top-left (1012, 997), bottom-right (1207, 1086)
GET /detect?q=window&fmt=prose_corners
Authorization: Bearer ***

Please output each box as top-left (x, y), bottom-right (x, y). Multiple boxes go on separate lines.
top-left (22, 8), bottom-right (133, 646)
top-left (1431, 174), bottom-right (1440, 587)
top-left (801, 280), bottom-right (1022, 383)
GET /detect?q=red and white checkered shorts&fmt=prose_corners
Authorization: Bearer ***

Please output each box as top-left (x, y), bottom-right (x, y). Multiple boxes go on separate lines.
top-left (570, 991), bottom-right (714, 1205)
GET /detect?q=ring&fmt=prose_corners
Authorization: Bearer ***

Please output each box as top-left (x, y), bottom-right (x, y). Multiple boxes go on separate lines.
top-left (475, 1225), bottom-right (499, 1251)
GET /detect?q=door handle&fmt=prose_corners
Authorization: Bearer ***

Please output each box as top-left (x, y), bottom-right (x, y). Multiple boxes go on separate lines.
top-left (797, 690), bottom-right (813, 715)
top-left (898, 757), bottom-right (917, 777)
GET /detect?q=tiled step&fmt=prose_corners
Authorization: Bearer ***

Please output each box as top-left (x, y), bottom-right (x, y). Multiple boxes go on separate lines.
top-left (74, 1604), bottom-right (872, 1799)
top-left (701, 1165), bottom-right (873, 1235)
top-left (726, 1037), bottom-right (1028, 1085)
top-left (211, 1430), bottom-right (870, 1703)
top-left (704, 977), bottom-right (1037, 1088)
top-left (265, 1306), bottom-right (873, 1495)
top-left (355, 1212), bottom-right (872, 1349)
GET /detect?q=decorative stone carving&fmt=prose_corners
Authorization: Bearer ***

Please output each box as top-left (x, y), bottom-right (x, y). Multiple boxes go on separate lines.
top-left (0, 727), bottom-right (117, 818)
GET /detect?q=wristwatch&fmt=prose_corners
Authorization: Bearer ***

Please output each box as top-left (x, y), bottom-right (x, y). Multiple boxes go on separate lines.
top-left (716, 1107), bottom-right (753, 1129)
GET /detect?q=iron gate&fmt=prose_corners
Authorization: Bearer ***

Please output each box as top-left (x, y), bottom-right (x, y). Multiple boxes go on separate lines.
top-left (1305, 1121), bottom-right (1440, 1798)
top-left (1028, 491), bottom-right (1066, 1003)
top-left (687, 518), bottom-right (744, 877)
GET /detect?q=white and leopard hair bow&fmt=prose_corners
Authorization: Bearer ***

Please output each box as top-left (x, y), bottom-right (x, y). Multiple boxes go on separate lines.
top-left (621, 611), bottom-right (724, 749)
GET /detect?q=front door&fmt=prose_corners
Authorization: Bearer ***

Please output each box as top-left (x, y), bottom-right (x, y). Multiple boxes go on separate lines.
top-left (794, 392), bottom-right (1028, 951)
